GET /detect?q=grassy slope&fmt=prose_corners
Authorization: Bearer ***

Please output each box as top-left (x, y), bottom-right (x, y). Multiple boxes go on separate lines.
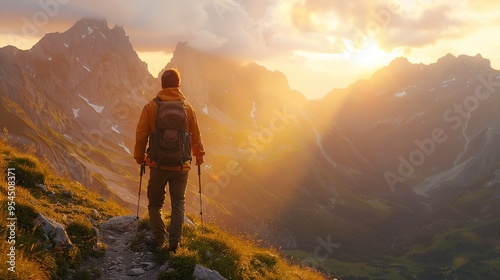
top-left (0, 139), bottom-right (129, 279)
top-left (134, 214), bottom-right (328, 280)
top-left (0, 139), bottom-right (328, 280)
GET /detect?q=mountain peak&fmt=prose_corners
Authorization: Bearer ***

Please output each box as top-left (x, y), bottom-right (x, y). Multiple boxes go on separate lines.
top-left (64, 17), bottom-right (128, 44)
top-left (30, 17), bottom-right (130, 57)
top-left (387, 56), bottom-right (412, 70)
top-left (439, 52), bottom-right (456, 61)
top-left (389, 56), bottom-right (411, 65)
top-left (437, 52), bottom-right (491, 67)
top-left (73, 17), bottom-right (110, 30)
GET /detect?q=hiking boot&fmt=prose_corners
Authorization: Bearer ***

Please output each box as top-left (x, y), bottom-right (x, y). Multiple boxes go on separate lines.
top-left (168, 243), bottom-right (178, 254)
top-left (144, 235), bottom-right (161, 252)
top-left (167, 247), bottom-right (177, 254)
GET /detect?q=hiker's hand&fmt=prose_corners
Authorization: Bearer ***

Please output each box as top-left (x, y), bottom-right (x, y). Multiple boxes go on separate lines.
top-left (195, 156), bottom-right (204, 165)
top-left (135, 157), bottom-right (145, 165)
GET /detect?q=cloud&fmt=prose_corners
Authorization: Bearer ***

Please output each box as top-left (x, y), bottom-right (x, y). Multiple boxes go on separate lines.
top-left (1, 0), bottom-right (499, 66)
top-left (0, 1), bottom-right (247, 53)
top-left (287, 0), bottom-right (473, 52)
top-left (99, 0), bottom-right (286, 59)
top-left (378, 3), bottom-right (470, 50)
top-left (0, 0), bottom-right (355, 60)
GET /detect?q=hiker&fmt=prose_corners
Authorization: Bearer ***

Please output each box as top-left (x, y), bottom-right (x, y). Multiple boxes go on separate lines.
top-left (134, 68), bottom-right (205, 252)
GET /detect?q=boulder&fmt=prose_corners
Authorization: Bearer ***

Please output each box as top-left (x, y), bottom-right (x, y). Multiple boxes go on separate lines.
top-left (129, 267), bottom-right (145, 276)
top-left (100, 215), bottom-right (136, 232)
top-left (36, 184), bottom-right (48, 192)
top-left (184, 216), bottom-right (197, 227)
top-left (193, 264), bottom-right (227, 280)
top-left (36, 213), bottom-right (75, 251)
top-left (62, 190), bottom-right (74, 200)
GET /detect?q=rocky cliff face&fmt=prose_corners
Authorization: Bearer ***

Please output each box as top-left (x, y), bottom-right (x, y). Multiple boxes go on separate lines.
top-left (0, 18), bottom-right (157, 207)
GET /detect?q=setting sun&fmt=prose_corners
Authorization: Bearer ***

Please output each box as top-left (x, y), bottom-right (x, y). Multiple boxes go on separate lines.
top-left (345, 41), bottom-right (401, 70)
top-left (353, 43), bottom-right (387, 66)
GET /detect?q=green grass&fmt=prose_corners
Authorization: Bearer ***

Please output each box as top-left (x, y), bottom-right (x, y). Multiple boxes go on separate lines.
top-left (158, 248), bottom-right (198, 280)
top-left (137, 214), bottom-right (328, 280)
top-left (0, 139), bottom-right (129, 279)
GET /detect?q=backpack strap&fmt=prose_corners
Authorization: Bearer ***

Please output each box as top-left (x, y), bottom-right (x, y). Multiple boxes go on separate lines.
top-left (152, 97), bottom-right (161, 169)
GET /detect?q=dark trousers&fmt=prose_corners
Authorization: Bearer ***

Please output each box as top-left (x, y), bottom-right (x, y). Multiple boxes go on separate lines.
top-left (147, 168), bottom-right (188, 248)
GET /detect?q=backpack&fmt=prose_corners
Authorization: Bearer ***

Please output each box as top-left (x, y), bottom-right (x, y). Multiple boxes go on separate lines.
top-left (148, 98), bottom-right (192, 168)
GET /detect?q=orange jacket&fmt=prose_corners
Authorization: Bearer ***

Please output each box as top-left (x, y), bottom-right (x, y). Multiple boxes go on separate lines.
top-left (134, 87), bottom-right (205, 171)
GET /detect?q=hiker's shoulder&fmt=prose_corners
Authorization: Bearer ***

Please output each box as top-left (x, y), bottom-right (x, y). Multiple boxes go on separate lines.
top-left (143, 99), bottom-right (157, 111)
top-left (184, 100), bottom-right (194, 110)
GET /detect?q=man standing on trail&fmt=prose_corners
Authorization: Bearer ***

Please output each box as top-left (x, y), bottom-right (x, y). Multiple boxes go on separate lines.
top-left (134, 68), bottom-right (205, 252)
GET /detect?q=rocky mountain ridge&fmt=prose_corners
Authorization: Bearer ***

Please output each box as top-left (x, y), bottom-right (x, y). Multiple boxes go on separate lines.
top-left (0, 18), bottom-right (157, 207)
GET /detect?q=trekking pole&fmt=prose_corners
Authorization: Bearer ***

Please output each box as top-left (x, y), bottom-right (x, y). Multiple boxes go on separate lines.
top-left (136, 163), bottom-right (146, 220)
top-left (198, 164), bottom-right (204, 229)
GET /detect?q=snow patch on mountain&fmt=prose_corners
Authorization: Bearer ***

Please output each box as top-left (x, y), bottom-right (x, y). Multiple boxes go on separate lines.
top-left (99, 31), bottom-right (108, 40)
top-left (76, 57), bottom-right (91, 72)
top-left (202, 105), bottom-right (209, 115)
top-left (442, 77), bottom-right (456, 84)
top-left (81, 26), bottom-right (94, 39)
top-left (79, 95), bottom-right (104, 113)
top-left (119, 142), bottom-right (131, 155)
top-left (111, 125), bottom-right (121, 134)
top-left (72, 108), bottom-right (80, 118)
top-left (395, 91), bottom-right (407, 98)
top-left (442, 76), bottom-right (456, 87)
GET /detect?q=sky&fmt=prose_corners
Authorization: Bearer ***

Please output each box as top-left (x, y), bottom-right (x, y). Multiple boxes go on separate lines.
top-left (1, 0), bottom-right (500, 99)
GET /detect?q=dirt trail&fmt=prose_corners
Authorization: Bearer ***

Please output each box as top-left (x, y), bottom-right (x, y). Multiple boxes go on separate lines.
top-left (85, 215), bottom-right (226, 280)
top-left (89, 215), bottom-right (160, 279)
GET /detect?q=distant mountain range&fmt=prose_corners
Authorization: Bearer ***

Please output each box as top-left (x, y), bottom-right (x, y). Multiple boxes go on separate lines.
top-left (1, 18), bottom-right (499, 278)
